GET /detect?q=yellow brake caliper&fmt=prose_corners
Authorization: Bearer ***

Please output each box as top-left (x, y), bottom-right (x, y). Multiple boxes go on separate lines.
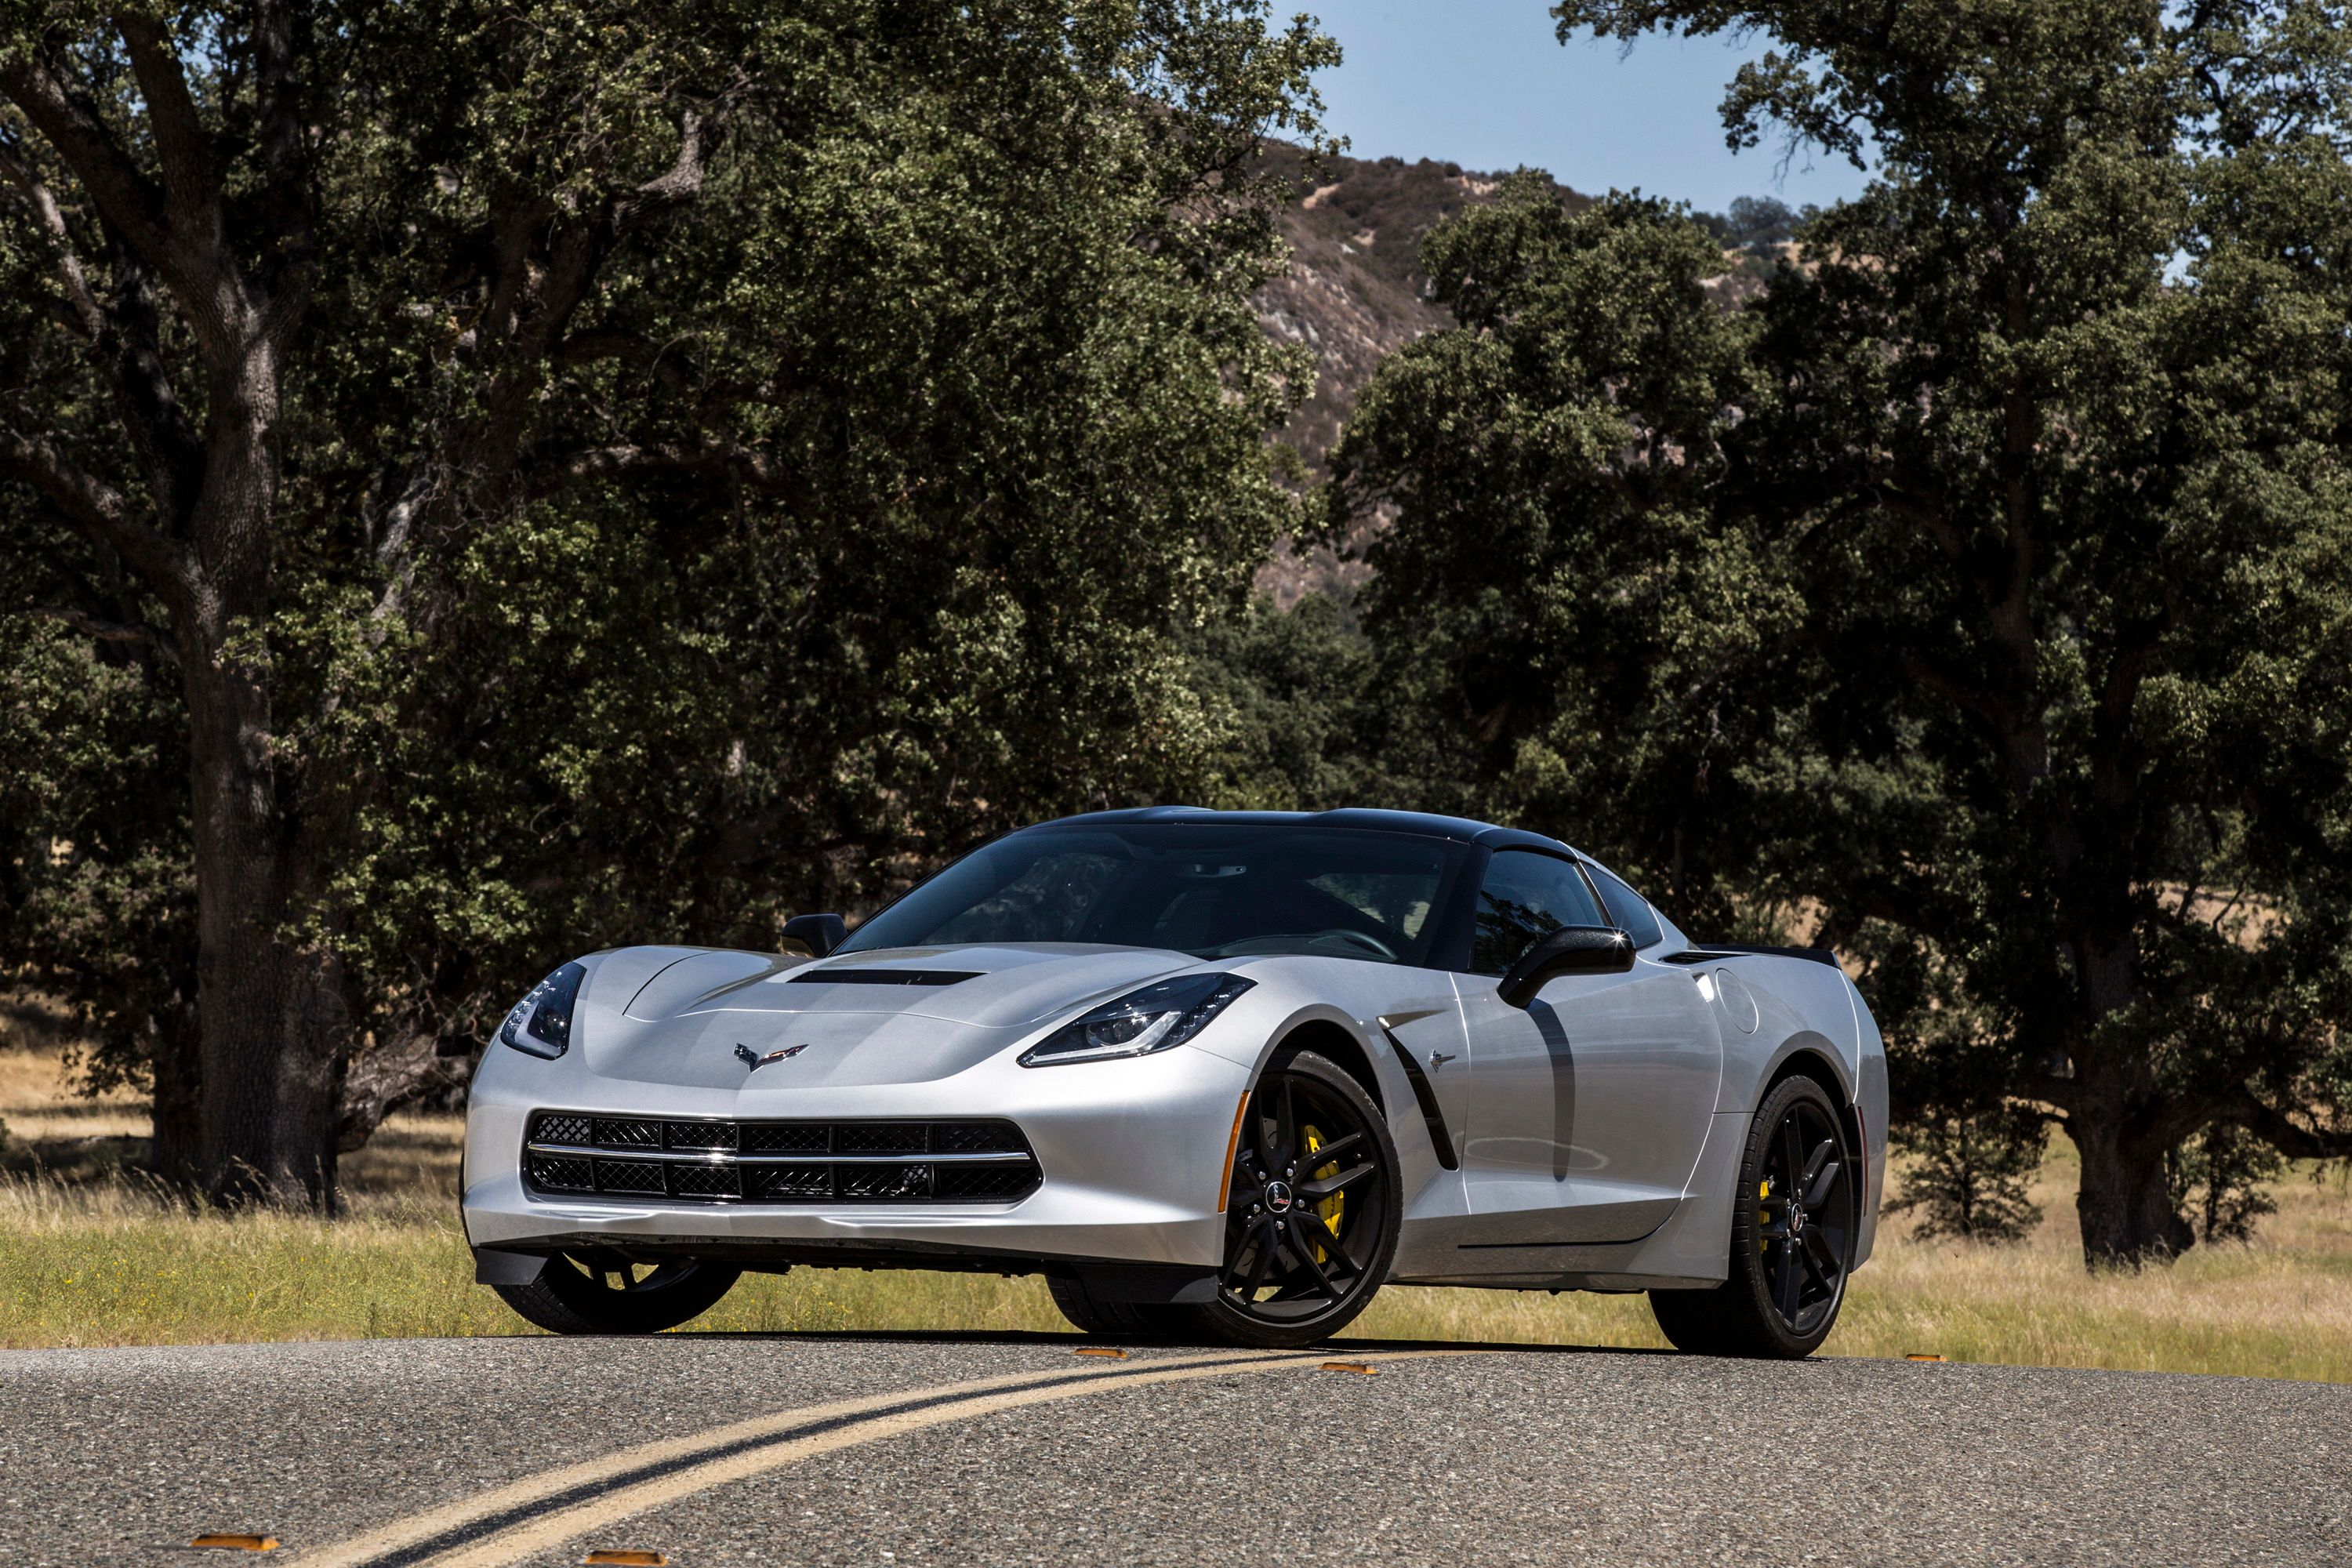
top-left (1758, 1177), bottom-right (1773, 1253)
top-left (1303, 1125), bottom-right (1345, 1262)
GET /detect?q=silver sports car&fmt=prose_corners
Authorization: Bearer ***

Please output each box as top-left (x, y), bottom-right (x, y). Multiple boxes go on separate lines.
top-left (463, 808), bottom-right (1888, 1354)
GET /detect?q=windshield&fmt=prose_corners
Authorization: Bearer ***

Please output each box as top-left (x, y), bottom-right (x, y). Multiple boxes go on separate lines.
top-left (837, 824), bottom-right (1465, 966)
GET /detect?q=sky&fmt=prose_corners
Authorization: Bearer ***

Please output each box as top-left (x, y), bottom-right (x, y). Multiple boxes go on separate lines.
top-left (1305, 1), bottom-right (1874, 216)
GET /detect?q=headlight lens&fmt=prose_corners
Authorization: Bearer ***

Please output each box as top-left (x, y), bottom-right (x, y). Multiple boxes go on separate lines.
top-left (499, 961), bottom-right (587, 1059)
top-left (1018, 972), bottom-right (1254, 1067)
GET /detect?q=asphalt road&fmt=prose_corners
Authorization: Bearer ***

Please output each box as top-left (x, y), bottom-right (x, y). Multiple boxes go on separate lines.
top-left (2, 1331), bottom-right (2344, 1567)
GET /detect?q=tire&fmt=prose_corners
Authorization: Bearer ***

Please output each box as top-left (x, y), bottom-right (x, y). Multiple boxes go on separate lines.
top-left (1181, 1048), bottom-right (1402, 1349)
top-left (1045, 1275), bottom-right (1192, 1341)
top-left (493, 1249), bottom-right (742, 1335)
top-left (1650, 1074), bottom-right (1860, 1359)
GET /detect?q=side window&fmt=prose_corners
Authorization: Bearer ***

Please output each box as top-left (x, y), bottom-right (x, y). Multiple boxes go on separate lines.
top-left (1584, 861), bottom-right (1666, 950)
top-left (1469, 849), bottom-right (1607, 975)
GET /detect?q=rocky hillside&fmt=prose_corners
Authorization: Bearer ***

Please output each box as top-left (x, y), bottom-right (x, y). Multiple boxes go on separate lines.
top-left (1254, 148), bottom-right (1587, 601)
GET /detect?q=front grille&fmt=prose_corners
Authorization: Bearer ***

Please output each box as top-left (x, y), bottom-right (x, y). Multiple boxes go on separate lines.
top-left (523, 1112), bottom-right (1040, 1205)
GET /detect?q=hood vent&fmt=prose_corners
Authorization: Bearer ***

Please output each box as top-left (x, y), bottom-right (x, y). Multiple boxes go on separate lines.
top-left (788, 967), bottom-right (980, 986)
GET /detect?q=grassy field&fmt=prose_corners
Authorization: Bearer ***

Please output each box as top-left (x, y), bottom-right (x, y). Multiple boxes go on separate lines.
top-left (4, 1047), bottom-right (2349, 1377)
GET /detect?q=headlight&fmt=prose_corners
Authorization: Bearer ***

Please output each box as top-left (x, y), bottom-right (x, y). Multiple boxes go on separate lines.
top-left (1018, 972), bottom-right (1254, 1067)
top-left (499, 961), bottom-right (587, 1059)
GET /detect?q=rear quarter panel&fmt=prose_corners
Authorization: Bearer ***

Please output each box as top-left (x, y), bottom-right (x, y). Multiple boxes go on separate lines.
top-left (1712, 954), bottom-right (1889, 1266)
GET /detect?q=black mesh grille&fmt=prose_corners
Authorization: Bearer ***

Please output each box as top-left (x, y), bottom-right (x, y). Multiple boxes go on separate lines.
top-left (741, 1123), bottom-right (829, 1155)
top-left (667, 1163), bottom-right (741, 1199)
top-left (666, 1120), bottom-right (737, 1151)
top-left (935, 1164), bottom-right (1040, 1201)
top-left (933, 1123), bottom-right (1024, 1154)
top-left (840, 1163), bottom-right (932, 1199)
top-left (835, 1122), bottom-right (927, 1155)
top-left (523, 1115), bottom-right (1037, 1205)
top-left (528, 1154), bottom-right (595, 1192)
top-left (594, 1159), bottom-right (667, 1195)
top-left (535, 1114), bottom-right (592, 1147)
top-left (749, 1164), bottom-right (833, 1200)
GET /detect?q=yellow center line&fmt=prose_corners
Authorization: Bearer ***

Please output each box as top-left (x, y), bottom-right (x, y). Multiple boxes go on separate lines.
top-left (292, 1349), bottom-right (1258, 1568)
top-left (319, 1348), bottom-right (1472, 1568)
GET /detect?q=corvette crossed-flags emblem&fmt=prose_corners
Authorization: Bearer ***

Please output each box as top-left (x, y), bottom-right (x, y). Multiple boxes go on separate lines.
top-left (735, 1042), bottom-right (810, 1069)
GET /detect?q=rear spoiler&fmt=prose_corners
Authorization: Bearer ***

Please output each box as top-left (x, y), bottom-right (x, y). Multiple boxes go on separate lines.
top-left (1661, 943), bottom-right (1842, 969)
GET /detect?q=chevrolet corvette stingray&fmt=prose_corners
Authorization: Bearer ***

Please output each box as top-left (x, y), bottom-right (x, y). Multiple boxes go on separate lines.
top-left (463, 808), bottom-right (1887, 1354)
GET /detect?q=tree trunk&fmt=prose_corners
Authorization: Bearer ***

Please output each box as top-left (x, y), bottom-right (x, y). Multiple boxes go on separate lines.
top-left (147, 1018), bottom-right (203, 1180)
top-left (2066, 1004), bottom-right (2194, 1268)
top-left (2071, 1113), bottom-right (2193, 1267)
top-left (180, 594), bottom-right (344, 1207)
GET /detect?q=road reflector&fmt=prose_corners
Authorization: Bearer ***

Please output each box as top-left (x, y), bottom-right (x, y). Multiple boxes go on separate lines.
top-left (1320, 1360), bottom-right (1377, 1375)
top-left (583, 1552), bottom-right (668, 1566)
top-left (1073, 1346), bottom-right (1127, 1359)
top-left (1905, 1353), bottom-right (1945, 1363)
top-left (190, 1537), bottom-right (279, 1552)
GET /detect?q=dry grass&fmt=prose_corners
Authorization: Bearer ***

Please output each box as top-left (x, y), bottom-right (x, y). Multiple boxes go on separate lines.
top-left (3, 1046), bottom-right (2348, 1378)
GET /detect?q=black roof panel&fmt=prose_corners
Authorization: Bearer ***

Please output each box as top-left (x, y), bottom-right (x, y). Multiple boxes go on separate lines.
top-left (1031, 805), bottom-right (1577, 857)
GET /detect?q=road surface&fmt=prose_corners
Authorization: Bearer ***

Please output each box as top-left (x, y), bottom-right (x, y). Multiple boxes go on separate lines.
top-left (1, 1332), bottom-right (2343, 1566)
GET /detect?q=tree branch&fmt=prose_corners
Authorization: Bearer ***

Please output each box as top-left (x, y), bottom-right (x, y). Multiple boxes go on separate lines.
top-left (2217, 1094), bottom-right (2352, 1161)
top-left (27, 603), bottom-right (177, 662)
top-left (0, 46), bottom-right (179, 293)
top-left (0, 143), bottom-right (105, 337)
top-left (0, 428), bottom-right (183, 588)
top-left (114, 13), bottom-right (229, 274)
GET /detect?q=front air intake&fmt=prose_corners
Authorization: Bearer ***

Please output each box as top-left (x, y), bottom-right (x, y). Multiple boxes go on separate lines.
top-left (521, 1112), bottom-right (1040, 1205)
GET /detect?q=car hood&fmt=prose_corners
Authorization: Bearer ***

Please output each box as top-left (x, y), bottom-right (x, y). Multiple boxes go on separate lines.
top-left (578, 943), bottom-right (1200, 1090)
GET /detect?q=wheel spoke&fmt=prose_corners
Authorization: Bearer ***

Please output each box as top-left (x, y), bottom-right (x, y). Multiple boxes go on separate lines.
top-left (1300, 1130), bottom-right (1364, 1170)
top-left (1297, 1162), bottom-right (1374, 1202)
top-left (1773, 1235), bottom-right (1802, 1319)
top-left (1276, 1078), bottom-right (1300, 1170)
top-left (1803, 1226), bottom-right (1842, 1286)
top-left (1801, 1138), bottom-right (1835, 1187)
top-left (1777, 1114), bottom-right (1805, 1189)
top-left (1235, 1221), bottom-right (1277, 1299)
top-left (1803, 1160), bottom-right (1842, 1210)
top-left (1293, 1208), bottom-right (1358, 1275)
top-left (1285, 1222), bottom-right (1339, 1299)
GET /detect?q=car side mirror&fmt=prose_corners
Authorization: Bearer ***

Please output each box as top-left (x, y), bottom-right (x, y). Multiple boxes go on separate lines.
top-left (1497, 925), bottom-right (1635, 1008)
top-left (781, 913), bottom-right (847, 958)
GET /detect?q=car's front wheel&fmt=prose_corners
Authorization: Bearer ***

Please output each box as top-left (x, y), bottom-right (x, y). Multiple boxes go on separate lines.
top-left (1193, 1048), bottom-right (1401, 1348)
top-left (493, 1249), bottom-right (742, 1335)
top-left (1649, 1073), bottom-right (1859, 1358)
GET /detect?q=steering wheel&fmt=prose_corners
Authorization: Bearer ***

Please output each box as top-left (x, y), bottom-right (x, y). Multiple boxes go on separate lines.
top-left (1314, 927), bottom-right (1400, 962)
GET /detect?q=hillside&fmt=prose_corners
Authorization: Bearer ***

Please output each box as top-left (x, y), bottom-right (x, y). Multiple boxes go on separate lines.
top-left (1254, 147), bottom-right (1587, 602)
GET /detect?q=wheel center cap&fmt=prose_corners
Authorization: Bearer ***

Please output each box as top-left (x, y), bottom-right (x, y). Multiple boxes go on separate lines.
top-left (1264, 1180), bottom-right (1295, 1214)
top-left (1789, 1203), bottom-right (1808, 1235)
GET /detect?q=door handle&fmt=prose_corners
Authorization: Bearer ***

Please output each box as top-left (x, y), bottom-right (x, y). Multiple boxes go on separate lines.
top-left (1428, 1051), bottom-right (1456, 1068)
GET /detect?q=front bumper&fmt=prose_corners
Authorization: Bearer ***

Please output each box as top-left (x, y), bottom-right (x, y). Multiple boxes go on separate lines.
top-left (460, 1030), bottom-right (1254, 1273)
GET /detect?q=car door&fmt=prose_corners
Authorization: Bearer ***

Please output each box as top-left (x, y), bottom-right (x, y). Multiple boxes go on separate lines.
top-left (1454, 848), bottom-right (1722, 1248)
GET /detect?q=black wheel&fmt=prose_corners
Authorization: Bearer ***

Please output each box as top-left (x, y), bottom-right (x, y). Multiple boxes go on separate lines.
top-left (1045, 1275), bottom-right (1191, 1341)
top-left (1187, 1049), bottom-right (1400, 1349)
top-left (492, 1249), bottom-right (742, 1335)
top-left (1650, 1075), bottom-right (1859, 1359)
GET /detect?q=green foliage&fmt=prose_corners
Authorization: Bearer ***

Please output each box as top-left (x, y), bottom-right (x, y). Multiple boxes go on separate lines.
top-left (2169, 1125), bottom-right (2286, 1246)
top-left (1888, 1105), bottom-right (2049, 1244)
top-left (1329, 179), bottom-right (1794, 920)
top-left (0, 0), bottom-right (1339, 1150)
top-left (1180, 592), bottom-right (1382, 811)
top-left (1335, 0), bottom-right (2352, 1261)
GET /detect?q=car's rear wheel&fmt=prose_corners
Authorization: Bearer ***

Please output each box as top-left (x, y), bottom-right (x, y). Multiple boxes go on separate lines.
top-left (1649, 1074), bottom-right (1858, 1358)
top-left (493, 1249), bottom-right (742, 1335)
